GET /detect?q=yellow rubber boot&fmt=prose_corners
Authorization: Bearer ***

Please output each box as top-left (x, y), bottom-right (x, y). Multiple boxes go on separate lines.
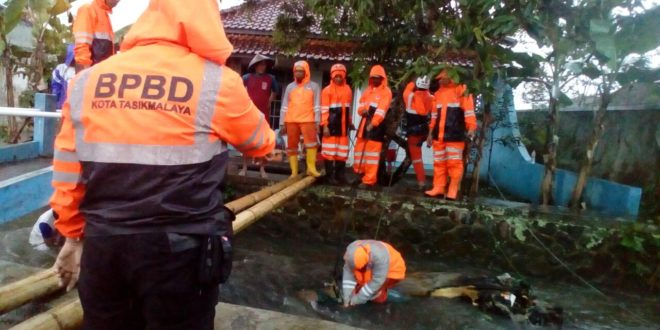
top-left (289, 155), bottom-right (299, 178)
top-left (305, 149), bottom-right (321, 177)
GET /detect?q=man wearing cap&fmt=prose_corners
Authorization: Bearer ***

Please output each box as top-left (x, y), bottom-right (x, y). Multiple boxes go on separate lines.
top-left (320, 63), bottom-right (353, 184)
top-left (342, 240), bottom-right (406, 306)
top-left (240, 54), bottom-right (280, 178)
top-left (280, 60), bottom-right (322, 178)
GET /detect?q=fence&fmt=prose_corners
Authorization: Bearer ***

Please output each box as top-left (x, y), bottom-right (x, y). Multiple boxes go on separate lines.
top-left (0, 93), bottom-right (60, 163)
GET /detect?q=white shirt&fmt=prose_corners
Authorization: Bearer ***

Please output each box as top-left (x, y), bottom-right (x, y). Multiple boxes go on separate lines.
top-left (29, 209), bottom-right (56, 251)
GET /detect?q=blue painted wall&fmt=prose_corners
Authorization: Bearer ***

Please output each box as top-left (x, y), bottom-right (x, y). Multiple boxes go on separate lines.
top-left (0, 93), bottom-right (57, 165)
top-left (33, 93), bottom-right (58, 157)
top-left (480, 79), bottom-right (641, 217)
top-left (0, 142), bottom-right (40, 163)
top-left (0, 167), bottom-right (53, 224)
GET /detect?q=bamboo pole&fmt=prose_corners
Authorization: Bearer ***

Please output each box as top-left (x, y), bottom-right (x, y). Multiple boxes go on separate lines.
top-left (9, 175), bottom-right (317, 330)
top-left (10, 299), bottom-right (82, 330)
top-left (0, 175), bottom-right (303, 316)
top-left (0, 269), bottom-right (61, 315)
top-left (225, 174), bottom-right (303, 213)
top-left (234, 176), bottom-right (317, 234)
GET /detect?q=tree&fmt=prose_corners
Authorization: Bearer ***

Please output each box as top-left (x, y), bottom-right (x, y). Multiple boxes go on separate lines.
top-left (569, 1), bottom-right (660, 208)
top-left (274, 0), bottom-right (540, 195)
top-left (1, 0), bottom-right (28, 141)
top-left (5, 0), bottom-right (72, 143)
top-left (510, 0), bottom-right (594, 206)
top-left (23, 0), bottom-right (72, 91)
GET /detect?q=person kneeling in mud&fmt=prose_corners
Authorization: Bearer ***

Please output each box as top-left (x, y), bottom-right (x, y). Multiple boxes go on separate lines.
top-left (342, 240), bottom-right (406, 306)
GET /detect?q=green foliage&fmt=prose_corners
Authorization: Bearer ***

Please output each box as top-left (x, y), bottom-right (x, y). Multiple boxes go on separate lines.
top-left (585, 227), bottom-right (610, 249)
top-left (273, 0), bottom-right (539, 96)
top-left (273, 0), bottom-right (314, 54)
top-left (619, 224), bottom-right (648, 253)
top-left (0, 0), bottom-right (29, 40)
top-left (620, 235), bottom-right (645, 252)
top-left (18, 89), bottom-right (35, 107)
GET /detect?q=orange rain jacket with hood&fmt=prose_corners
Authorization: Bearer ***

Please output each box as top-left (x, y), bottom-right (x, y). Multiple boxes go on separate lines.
top-left (279, 60), bottom-right (321, 125)
top-left (342, 240), bottom-right (406, 305)
top-left (430, 82), bottom-right (477, 142)
top-left (72, 0), bottom-right (115, 68)
top-left (51, 0), bottom-right (275, 239)
top-left (357, 65), bottom-right (392, 142)
top-left (321, 65), bottom-right (353, 136)
top-left (402, 82), bottom-right (434, 137)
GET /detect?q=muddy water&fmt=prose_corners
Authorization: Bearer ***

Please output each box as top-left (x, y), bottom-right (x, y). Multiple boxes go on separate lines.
top-left (226, 215), bottom-right (658, 329)
top-left (1, 209), bottom-right (658, 329)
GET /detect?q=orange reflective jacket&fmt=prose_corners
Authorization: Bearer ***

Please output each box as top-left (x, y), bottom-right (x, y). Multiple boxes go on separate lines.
top-left (280, 60), bottom-right (321, 124)
top-left (403, 82), bottom-right (434, 137)
top-left (357, 65), bottom-right (392, 142)
top-left (51, 0), bottom-right (275, 239)
top-left (430, 83), bottom-right (477, 142)
top-left (342, 240), bottom-right (406, 304)
top-left (321, 67), bottom-right (353, 136)
top-left (72, 0), bottom-right (115, 67)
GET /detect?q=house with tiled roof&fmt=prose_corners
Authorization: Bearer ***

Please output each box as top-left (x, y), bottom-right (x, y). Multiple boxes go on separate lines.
top-left (220, 0), bottom-right (473, 128)
top-left (221, 0), bottom-right (359, 128)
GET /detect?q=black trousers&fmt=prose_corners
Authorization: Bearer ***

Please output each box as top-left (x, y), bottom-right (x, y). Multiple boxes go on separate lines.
top-left (78, 233), bottom-right (218, 330)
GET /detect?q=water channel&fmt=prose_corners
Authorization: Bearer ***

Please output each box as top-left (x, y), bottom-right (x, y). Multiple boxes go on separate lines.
top-left (1, 204), bottom-right (658, 329)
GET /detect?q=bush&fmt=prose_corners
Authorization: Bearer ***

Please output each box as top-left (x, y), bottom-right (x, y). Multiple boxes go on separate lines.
top-left (19, 90), bottom-right (36, 108)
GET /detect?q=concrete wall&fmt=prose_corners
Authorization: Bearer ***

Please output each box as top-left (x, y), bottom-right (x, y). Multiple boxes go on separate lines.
top-left (0, 142), bottom-right (40, 163)
top-left (517, 109), bottom-right (659, 216)
top-left (479, 80), bottom-right (642, 217)
top-left (0, 167), bottom-right (53, 224)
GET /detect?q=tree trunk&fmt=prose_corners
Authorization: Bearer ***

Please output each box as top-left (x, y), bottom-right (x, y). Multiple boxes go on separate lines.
top-left (28, 29), bottom-right (46, 91)
top-left (570, 89), bottom-right (610, 208)
top-left (469, 102), bottom-right (492, 198)
top-left (540, 95), bottom-right (558, 205)
top-left (2, 48), bottom-right (18, 143)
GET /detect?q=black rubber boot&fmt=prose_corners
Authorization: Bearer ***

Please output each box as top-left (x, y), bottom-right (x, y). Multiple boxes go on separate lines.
top-left (324, 161), bottom-right (338, 185)
top-left (334, 161), bottom-right (348, 184)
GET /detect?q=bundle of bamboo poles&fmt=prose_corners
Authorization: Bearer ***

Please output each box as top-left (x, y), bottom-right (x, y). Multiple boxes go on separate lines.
top-left (0, 269), bottom-right (61, 315)
top-left (3, 174), bottom-right (314, 330)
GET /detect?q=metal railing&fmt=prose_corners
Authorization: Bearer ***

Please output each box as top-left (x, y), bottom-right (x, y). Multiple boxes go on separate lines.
top-left (0, 94), bottom-right (60, 163)
top-left (0, 107), bottom-right (62, 118)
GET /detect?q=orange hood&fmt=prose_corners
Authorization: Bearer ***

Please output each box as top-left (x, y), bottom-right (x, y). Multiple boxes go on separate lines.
top-left (353, 245), bottom-right (370, 270)
top-left (292, 60), bottom-right (311, 85)
top-left (120, 0), bottom-right (233, 65)
top-left (330, 64), bottom-right (347, 86)
top-left (369, 65), bottom-right (388, 89)
top-left (436, 70), bottom-right (458, 87)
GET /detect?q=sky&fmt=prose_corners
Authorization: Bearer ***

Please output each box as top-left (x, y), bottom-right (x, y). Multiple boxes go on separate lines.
top-left (63, 0), bottom-right (244, 31)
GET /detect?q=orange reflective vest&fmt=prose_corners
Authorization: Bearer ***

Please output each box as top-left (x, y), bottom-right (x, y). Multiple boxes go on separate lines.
top-left (321, 76), bottom-right (352, 136)
top-left (51, 0), bottom-right (274, 239)
top-left (280, 60), bottom-right (321, 124)
top-left (403, 82), bottom-right (434, 137)
top-left (72, 0), bottom-right (115, 67)
top-left (430, 83), bottom-right (477, 142)
top-left (357, 65), bottom-right (392, 142)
